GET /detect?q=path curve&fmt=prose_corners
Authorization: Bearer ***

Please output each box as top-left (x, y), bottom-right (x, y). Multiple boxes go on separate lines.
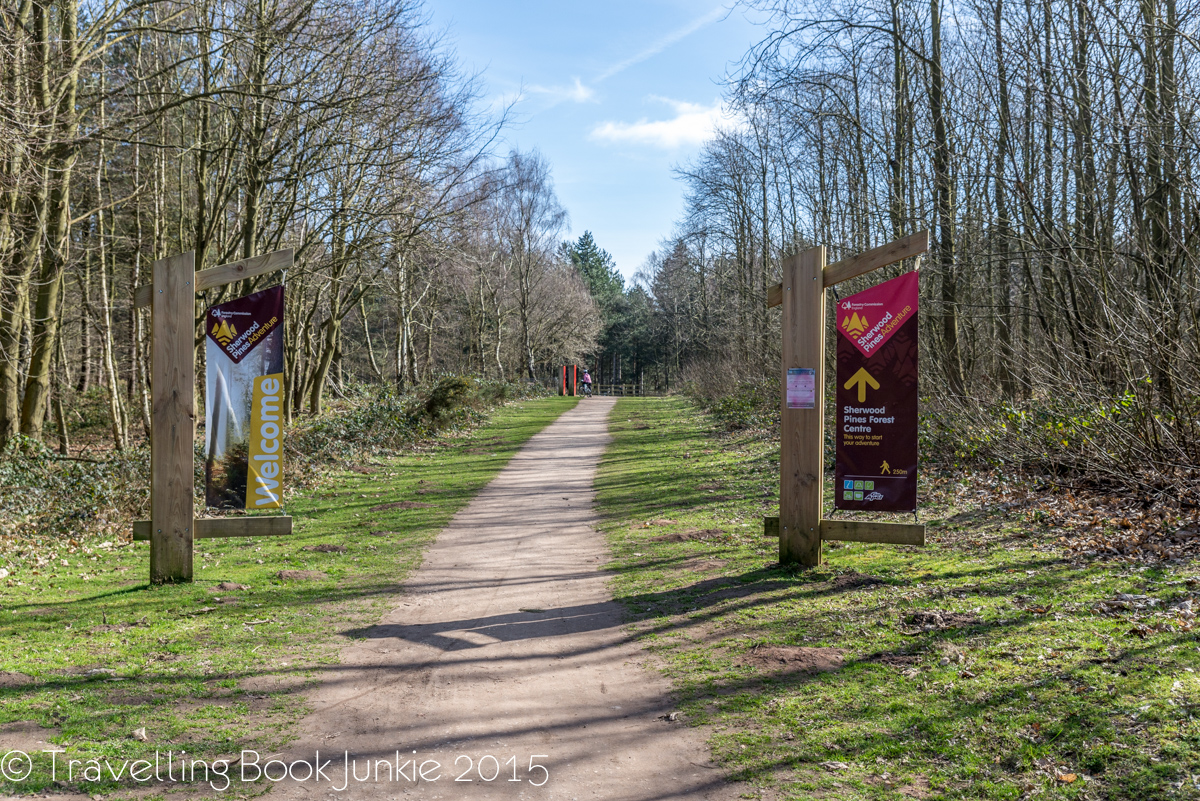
top-left (270, 398), bottom-right (736, 800)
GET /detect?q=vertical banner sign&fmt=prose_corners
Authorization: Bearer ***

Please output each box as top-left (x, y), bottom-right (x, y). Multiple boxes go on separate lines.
top-left (204, 285), bottom-right (285, 509)
top-left (834, 271), bottom-right (919, 511)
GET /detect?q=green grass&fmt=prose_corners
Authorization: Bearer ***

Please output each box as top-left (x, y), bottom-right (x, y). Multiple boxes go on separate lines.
top-left (0, 395), bottom-right (577, 797)
top-left (596, 397), bottom-right (1200, 801)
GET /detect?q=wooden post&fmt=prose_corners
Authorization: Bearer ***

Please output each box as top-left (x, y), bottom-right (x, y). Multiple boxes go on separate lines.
top-left (149, 252), bottom-right (196, 583)
top-left (780, 246), bottom-right (826, 566)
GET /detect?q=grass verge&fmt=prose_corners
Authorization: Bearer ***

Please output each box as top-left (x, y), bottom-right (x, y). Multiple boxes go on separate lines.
top-left (595, 397), bottom-right (1200, 801)
top-left (0, 395), bottom-right (577, 798)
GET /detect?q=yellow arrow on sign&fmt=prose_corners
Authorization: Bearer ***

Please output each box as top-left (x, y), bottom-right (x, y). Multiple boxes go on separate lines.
top-left (844, 367), bottom-right (880, 402)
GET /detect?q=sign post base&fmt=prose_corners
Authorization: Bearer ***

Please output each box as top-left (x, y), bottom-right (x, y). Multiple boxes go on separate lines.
top-left (764, 516), bottom-right (925, 547)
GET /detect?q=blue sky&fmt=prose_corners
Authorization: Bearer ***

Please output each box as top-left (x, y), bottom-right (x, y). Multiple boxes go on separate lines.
top-left (423, 0), bottom-right (766, 282)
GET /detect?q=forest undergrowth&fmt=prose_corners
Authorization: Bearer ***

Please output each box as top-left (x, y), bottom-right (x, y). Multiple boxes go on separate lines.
top-left (0, 376), bottom-right (547, 583)
top-left (687, 374), bottom-right (1200, 567)
top-left (596, 396), bottom-right (1200, 801)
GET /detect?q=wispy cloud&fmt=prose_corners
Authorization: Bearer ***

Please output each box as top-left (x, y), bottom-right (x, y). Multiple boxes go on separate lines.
top-left (519, 5), bottom-right (726, 114)
top-left (590, 98), bottom-right (731, 149)
top-left (595, 5), bottom-right (727, 82)
top-left (526, 77), bottom-right (596, 104)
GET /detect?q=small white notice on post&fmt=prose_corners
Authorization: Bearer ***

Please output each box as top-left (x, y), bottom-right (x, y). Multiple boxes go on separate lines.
top-left (786, 367), bottom-right (816, 409)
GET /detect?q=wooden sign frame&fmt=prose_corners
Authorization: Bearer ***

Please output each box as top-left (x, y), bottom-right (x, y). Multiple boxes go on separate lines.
top-left (765, 232), bottom-right (929, 566)
top-left (132, 249), bottom-right (294, 583)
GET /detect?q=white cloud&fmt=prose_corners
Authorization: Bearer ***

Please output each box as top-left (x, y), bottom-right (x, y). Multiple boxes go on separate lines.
top-left (590, 98), bottom-right (731, 149)
top-left (595, 6), bottom-right (727, 82)
top-left (527, 77), bottom-right (595, 104)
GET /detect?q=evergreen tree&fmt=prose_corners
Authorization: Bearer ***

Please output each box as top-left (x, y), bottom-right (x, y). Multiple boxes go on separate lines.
top-left (563, 232), bottom-right (629, 381)
top-left (564, 231), bottom-right (623, 304)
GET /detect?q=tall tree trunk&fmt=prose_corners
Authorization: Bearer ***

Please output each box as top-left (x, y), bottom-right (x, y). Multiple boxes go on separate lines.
top-left (994, 0), bottom-right (1015, 399)
top-left (21, 0), bottom-right (81, 438)
top-left (889, 0), bottom-right (908, 239)
top-left (930, 0), bottom-right (965, 394)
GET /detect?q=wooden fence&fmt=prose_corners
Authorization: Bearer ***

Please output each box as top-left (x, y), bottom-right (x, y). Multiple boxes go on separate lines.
top-left (590, 383), bottom-right (662, 397)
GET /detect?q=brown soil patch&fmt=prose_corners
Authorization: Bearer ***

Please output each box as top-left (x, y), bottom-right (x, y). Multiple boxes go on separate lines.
top-left (301, 544), bottom-right (347, 553)
top-left (646, 518), bottom-right (677, 526)
top-left (864, 652), bottom-right (921, 667)
top-left (900, 775), bottom-right (932, 798)
top-left (904, 610), bottom-right (982, 631)
top-left (241, 673), bottom-right (313, 704)
top-left (370, 501), bottom-right (434, 512)
top-left (368, 530), bottom-right (397, 537)
top-left (0, 720), bottom-right (57, 751)
top-left (698, 482), bottom-right (724, 491)
top-left (210, 581), bottom-right (249, 591)
top-left (348, 465), bottom-right (377, 474)
top-left (830, 570), bottom-right (885, 590)
top-left (652, 528), bottom-right (724, 542)
top-left (276, 570), bottom-right (327, 581)
top-left (0, 671), bottom-right (34, 688)
top-left (679, 558), bottom-right (728, 573)
top-left (742, 645), bottom-right (845, 673)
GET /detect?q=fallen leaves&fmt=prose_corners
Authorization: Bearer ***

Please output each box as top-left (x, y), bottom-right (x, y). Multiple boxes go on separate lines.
top-left (901, 610), bottom-right (982, 634)
top-left (1092, 591), bottom-right (1197, 637)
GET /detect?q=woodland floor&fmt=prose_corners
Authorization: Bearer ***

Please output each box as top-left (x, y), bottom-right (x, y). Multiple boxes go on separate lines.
top-left (594, 397), bottom-right (1200, 801)
top-left (0, 396), bottom-right (578, 799)
top-left (2, 394), bottom-right (1199, 801)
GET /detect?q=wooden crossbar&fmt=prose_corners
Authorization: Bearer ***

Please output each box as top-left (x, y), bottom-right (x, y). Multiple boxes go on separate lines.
top-left (767, 231), bottom-right (927, 308)
top-left (134, 516), bottom-right (293, 542)
top-left (763, 516), bottom-right (925, 546)
top-left (134, 248), bottom-right (292, 309)
top-left (820, 519), bottom-right (924, 545)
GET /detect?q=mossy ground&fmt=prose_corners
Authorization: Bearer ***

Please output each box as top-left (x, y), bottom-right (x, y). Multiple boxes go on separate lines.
top-left (595, 397), bottom-right (1200, 801)
top-left (0, 396), bottom-right (577, 798)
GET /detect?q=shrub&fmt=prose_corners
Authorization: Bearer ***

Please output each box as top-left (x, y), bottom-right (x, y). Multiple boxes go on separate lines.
top-left (423, 375), bottom-right (478, 422)
top-left (0, 376), bottom-right (552, 552)
top-left (0, 435), bottom-right (149, 543)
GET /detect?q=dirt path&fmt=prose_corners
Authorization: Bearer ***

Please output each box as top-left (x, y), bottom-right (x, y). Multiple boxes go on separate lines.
top-left (268, 397), bottom-right (736, 800)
